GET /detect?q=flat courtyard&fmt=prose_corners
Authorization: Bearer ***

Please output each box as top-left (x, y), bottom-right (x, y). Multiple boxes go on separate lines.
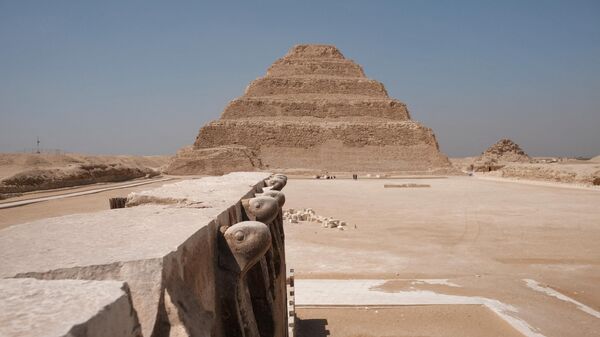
top-left (1, 176), bottom-right (598, 337)
top-left (283, 177), bottom-right (600, 337)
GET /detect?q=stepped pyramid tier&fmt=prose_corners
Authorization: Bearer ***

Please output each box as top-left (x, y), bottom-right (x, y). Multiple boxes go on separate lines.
top-left (167, 44), bottom-right (453, 175)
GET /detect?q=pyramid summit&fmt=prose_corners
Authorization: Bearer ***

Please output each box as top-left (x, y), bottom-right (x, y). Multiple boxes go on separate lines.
top-left (167, 44), bottom-right (452, 175)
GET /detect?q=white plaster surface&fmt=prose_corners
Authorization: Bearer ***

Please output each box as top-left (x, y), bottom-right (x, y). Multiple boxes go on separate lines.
top-left (524, 279), bottom-right (600, 319)
top-left (0, 278), bottom-right (139, 337)
top-left (127, 172), bottom-right (271, 207)
top-left (0, 205), bottom-right (217, 278)
top-left (295, 279), bottom-right (545, 337)
top-left (413, 279), bottom-right (461, 287)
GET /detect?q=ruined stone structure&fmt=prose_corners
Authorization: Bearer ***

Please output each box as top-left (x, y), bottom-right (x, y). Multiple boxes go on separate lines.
top-left (0, 173), bottom-right (290, 337)
top-left (479, 139), bottom-right (530, 163)
top-left (167, 44), bottom-right (452, 175)
top-left (472, 138), bottom-right (530, 172)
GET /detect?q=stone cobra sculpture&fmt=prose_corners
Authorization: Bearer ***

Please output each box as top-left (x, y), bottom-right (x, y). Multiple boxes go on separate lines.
top-left (256, 189), bottom-right (288, 337)
top-left (255, 189), bottom-right (285, 244)
top-left (241, 196), bottom-right (280, 223)
top-left (241, 193), bottom-right (288, 337)
top-left (264, 175), bottom-right (287, 191)
top-left (218, 221), bottom-right (272, 337)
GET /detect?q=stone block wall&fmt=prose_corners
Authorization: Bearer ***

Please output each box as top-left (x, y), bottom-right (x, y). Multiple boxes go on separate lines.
top-left (0, 172), bottom-right (290, 337)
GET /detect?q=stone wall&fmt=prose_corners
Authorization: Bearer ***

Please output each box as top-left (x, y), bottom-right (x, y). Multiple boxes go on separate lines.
top-left (0, 172), bottom-right (290, 337)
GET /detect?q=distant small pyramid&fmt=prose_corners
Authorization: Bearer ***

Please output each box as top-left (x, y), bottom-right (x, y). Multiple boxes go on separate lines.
top-left (481, 139), bottom-right (530, 162)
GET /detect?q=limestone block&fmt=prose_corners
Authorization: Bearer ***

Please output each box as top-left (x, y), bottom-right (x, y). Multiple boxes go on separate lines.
top-left (0, 172), bottom-right (274, 337)
top-left (0, 278), bottom-right (141, 337)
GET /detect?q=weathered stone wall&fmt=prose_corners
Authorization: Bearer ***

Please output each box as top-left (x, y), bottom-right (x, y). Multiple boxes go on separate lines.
top-left (245, 77), bottom-right (388, 97)
top-left (195, 120), bottom-right (441, 149)
top-left (0, 172), bottom-right (290, 337)
top-left (190, 120), bottom-right (449, 172)
top-left (221, 96), bottom-right (410, 120)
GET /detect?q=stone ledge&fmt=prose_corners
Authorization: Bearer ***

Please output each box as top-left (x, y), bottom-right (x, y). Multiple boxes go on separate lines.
top-left (0, 278), bottom-right (140, 337)
top-left (0, 172), bottom-right (273, 337)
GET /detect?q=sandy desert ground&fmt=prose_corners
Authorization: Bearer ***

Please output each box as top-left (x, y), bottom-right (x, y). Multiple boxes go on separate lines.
top-left (1, 176), bottom-right (598, 337)
top-left (283, 177), bottom-right (600, 337)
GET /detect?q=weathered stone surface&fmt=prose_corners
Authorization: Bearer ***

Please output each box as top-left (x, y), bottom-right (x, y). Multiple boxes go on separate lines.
top-left (221, 95), bottom-right (410, 120)
top-left (126, 172), bottom-right (271, 208)
top-left (472, 138), bottom-right (530, 172)
top-left (0, 172), bottom-right (275, 337)
top-left (166, 145), bottom-right (262, 176)
top-left (166, 44), bottom-right (452, 175)
top-left (0, 278), bottom-right (141, 337)
top-left (480, 138), bottom-right (530, 163)
top-left (245, 77), bottom-right (388, 97)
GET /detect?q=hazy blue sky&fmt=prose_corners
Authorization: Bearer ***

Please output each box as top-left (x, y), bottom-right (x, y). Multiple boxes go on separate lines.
top-left (1, 1), bottom-right (599, 157)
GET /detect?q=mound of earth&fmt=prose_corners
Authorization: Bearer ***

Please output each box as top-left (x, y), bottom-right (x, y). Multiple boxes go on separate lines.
top-left (0, 153), bottom-right (169, 195)
top-left (166, 44), bottom-right (453, 175)
top-left (488, 162), bottom-right (600, 186)
top-left (590, 155), bottom-right (600, 163)
top-left (472, 139), bottom-right (530, 172)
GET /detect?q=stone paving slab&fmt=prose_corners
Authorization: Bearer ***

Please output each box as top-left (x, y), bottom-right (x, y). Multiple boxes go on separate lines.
top-left (294, 279), bottom-right (544, 337)
top-left (0, 278), bottom-right (140, 337)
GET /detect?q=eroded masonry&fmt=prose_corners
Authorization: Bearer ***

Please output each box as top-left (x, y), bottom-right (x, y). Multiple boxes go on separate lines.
top-left (0, 172), bottom-right (291, 337)
top-left (167, 44), bottom-right (452, 175)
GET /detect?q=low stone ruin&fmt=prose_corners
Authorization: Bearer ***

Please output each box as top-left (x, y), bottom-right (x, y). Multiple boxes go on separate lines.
top-left (0, 172), bottom-right (291, 337)
top-left (283, 208), bottom-right (349, 230)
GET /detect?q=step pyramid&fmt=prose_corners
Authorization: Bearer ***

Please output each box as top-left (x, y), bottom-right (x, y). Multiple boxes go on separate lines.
top-left (167, 44), bottom-right (452, 175)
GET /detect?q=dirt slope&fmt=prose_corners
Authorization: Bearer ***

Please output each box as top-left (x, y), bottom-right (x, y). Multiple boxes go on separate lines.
top-left (0, 153), bottom-right (170, 195)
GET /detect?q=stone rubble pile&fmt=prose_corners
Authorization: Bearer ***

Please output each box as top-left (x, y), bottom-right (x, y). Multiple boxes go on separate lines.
top-left (283, 208), bottom-right (349, 230)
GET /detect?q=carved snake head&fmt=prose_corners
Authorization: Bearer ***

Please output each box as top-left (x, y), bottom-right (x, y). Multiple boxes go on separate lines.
top-left (241, 196), bottom-right (279, 223)
top-left (224, 221), bottom-right (272, 273)
top-left (256, 190), bottom-right (285, 208)
top-left (265, 176), bottom-right (286, 191)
